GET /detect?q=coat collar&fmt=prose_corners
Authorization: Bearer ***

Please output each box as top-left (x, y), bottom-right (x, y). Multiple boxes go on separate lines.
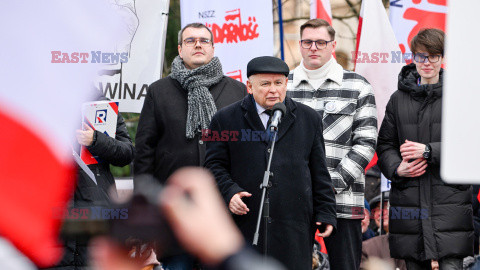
top-left (240, 94), bottom-right (296, 144)
top-left (240, 95), bottom-right (265, 132)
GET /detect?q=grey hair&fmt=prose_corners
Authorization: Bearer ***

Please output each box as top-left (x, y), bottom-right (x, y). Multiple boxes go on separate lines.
top-left (178, 23), bottom-right (214, 45)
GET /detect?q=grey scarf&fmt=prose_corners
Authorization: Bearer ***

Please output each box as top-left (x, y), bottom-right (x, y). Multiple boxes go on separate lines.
top-left (170, 56), bottom-right (224, 139)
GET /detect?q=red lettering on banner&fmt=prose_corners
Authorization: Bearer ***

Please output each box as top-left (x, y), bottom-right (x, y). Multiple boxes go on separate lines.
top-left (226, 69), bottom-right (242, 82)
top-left (403, 8), bottom-right (446, 49)
top-left (206, 9), bottom-right (259, 44)
top-left (412, 0), bottom-right (446, 4)
top-left (428, 0), bottom-right (446, 4)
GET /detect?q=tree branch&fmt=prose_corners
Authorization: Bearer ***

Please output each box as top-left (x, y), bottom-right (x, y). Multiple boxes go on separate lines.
top-left (344, 0), bottom-right (360, 19)
top-left (336, 18), bottom-right (357, 48)
top-left (273, 13), bottom-right (357, 24)
top-left (273, 16), bottom-right (309, 24)
top-left (332, 14), bottom-right (358, 20)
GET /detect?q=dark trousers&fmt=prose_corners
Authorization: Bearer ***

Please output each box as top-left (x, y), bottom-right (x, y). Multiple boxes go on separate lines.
top-left (323, 218), bottom-right (362, 270)
top-left (405, 258), bottom-right (463, 270)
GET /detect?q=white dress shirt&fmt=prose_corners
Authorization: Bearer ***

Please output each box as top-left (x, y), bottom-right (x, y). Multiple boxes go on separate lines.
top-left (255, 102), bottom-right (271, 129)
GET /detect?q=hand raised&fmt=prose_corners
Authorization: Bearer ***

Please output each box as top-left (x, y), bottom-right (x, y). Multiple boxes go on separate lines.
top-left (229, 191), bottom-right (252, 215)
top-left (76, 122), bottom-right (94, 146)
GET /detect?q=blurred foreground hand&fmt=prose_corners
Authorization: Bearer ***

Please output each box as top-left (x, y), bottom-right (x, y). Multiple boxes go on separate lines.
top-left (89, 168), bottom-right (245, 269)
top-left (160, 167), bottom-right (244, 266)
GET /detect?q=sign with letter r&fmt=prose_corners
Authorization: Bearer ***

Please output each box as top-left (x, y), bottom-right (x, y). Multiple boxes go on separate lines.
top-left (95, 109), bottom-right (107, 123)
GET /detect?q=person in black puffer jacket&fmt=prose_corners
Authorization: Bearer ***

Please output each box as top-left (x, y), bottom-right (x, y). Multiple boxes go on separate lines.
top-left (376, 29), bottom-right (474, 269)
top-left (43, 91), bottom-right (135, 270)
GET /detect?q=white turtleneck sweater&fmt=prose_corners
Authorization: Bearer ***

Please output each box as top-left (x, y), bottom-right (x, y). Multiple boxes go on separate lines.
top-left (300, 57), bottom-right (336, 90)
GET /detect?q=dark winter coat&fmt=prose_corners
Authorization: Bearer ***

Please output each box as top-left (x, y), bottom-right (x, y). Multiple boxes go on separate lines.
top-left (204, 95), bottom-right (337, 270)
top-left (45, 95), bottom-right (135, 270)
top-left (376, 64), bottom-right (474, 261)
top-left (134, 76), bottom-right (247, 184)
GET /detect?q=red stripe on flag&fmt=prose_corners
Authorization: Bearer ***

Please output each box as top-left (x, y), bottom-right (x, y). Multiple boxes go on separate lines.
top-left (110, 102), bottom-right (119, 115)
top-left (315, 231), bottom-right (328, 254)
top-left (315, 0), bottom-right (335, 59)
top-left (354, 15), bottom-right (363, 71)
top-left (365, 152), bottom-right (378, 173)
top-left (316, 0), bottom-right (332, 24)
top-left (0, 109), bottom-right (75, 267)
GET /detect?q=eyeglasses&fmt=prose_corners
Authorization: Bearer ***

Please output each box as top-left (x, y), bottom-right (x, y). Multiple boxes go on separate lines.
top-left (413, 53), bottom-right (442, 63)
top-left (183, 37), bottom-right (212, 47)
top-left (300, 39), bottom-right (334, 50)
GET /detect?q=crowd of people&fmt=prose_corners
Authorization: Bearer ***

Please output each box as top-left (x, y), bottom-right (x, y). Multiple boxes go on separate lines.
top-left (44, 19), bottom-right (475, 270)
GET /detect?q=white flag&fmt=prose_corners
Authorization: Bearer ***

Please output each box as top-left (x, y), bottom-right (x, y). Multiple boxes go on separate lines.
top-left (354, 0), bottom-right (404, 127)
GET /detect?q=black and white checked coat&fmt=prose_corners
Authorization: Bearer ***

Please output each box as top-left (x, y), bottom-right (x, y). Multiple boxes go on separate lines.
top-left (287, 62), bottom-right (377, 219)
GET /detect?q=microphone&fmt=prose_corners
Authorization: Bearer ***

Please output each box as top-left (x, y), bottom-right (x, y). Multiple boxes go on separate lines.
top-left (269, 102), bottom-right (287, 132)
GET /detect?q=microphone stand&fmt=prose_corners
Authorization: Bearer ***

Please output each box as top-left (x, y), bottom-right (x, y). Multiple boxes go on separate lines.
top-left (252, 125), bottom-right (278, 259)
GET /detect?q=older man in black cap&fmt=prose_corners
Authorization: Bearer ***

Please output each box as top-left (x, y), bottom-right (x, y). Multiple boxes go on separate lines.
top-left (204, 56), bottom-right (337, 269)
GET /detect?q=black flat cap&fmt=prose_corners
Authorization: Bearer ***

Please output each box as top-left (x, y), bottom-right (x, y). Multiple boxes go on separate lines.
top-left (247, 56), bottom-right (289, 78)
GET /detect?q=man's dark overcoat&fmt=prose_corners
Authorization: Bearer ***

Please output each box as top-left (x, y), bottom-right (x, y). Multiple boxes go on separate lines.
top-left (134, 76), bottom-right (247, 184)
top-left (205, 95), bottom-right (337, 270)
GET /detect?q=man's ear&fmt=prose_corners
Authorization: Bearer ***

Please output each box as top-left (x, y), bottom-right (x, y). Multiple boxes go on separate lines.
top-left (178, 44), bottom-right (182, 58)
top-left (246, 79), bottom-right (253, 94)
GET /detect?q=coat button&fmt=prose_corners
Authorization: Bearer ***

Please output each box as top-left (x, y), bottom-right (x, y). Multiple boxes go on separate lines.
top-left (199, 140), bottom-right (204, 145)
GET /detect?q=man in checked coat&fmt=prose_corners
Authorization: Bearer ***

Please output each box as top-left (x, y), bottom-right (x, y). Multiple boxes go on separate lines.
top-left (287, 19), bottom-right (377, 270)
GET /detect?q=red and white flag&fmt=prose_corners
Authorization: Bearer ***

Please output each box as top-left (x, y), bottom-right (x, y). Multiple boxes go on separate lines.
top-left (310, 0), bottom-right (335, 59)
top-left (0, 1), bottom-right (126, 267)
top-left (354, 0), bottom-right (404, 170)
top-left (310, 0), bottom-right (333, 24)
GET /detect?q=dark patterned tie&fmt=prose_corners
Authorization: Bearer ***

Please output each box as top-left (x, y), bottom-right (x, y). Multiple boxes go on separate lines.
top-left (264, 109), bottom-right (273, 128)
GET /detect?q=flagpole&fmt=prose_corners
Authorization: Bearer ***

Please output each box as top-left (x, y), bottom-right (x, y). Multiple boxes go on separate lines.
top-left (277, 0), bottom-right (285, 60)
